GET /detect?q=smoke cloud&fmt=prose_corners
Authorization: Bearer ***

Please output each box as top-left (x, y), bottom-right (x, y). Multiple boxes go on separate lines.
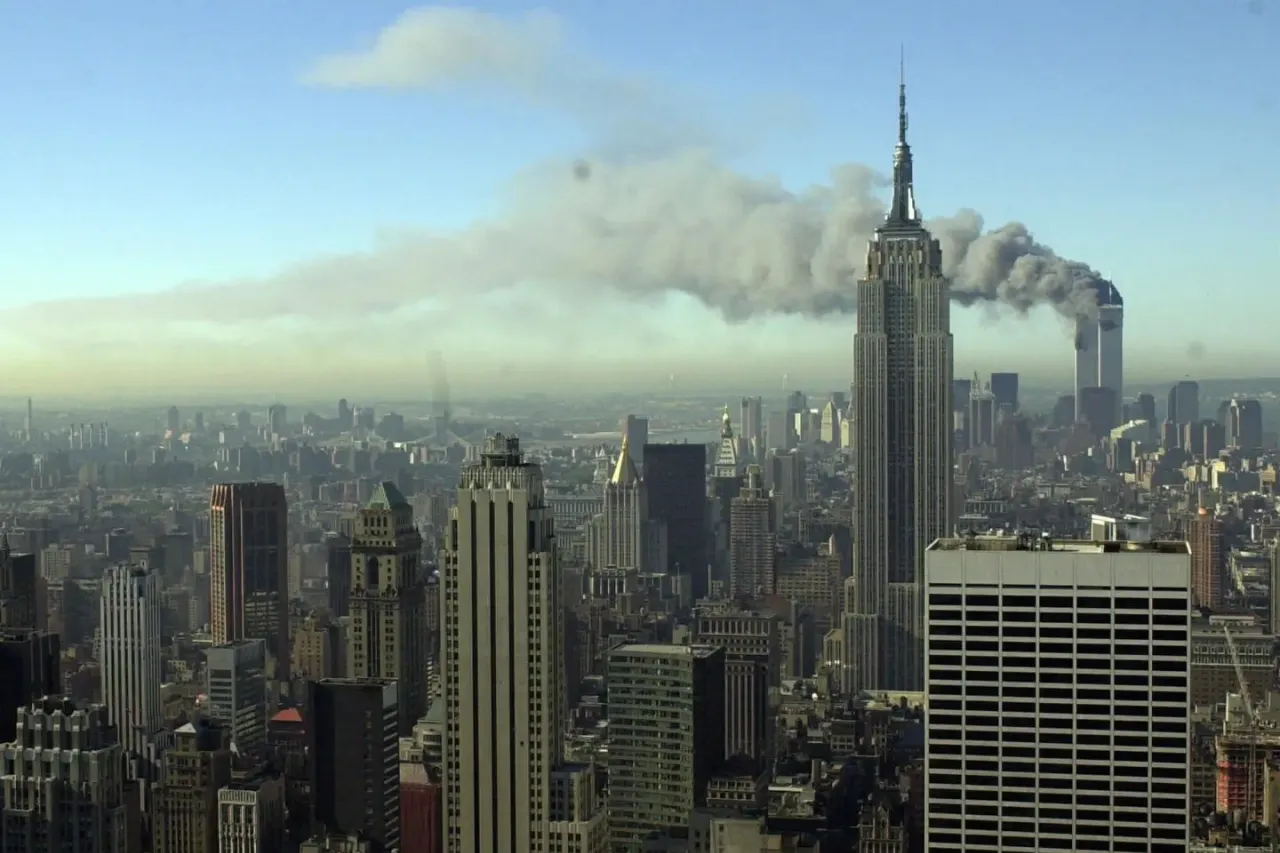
top-left (6, 6), bottom-right (1116, 333)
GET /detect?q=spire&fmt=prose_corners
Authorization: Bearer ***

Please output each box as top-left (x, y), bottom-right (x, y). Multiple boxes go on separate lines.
top-left (721, 404), bottom-right (733, 438)
top-left (886, 48), bottom-right (920, 225)
top-left (610, 435), bottom-right (639, 486)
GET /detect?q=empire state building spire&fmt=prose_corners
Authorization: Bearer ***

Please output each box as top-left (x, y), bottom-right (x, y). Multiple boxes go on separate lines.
top-left (886, 50), bottom-right (920, 225)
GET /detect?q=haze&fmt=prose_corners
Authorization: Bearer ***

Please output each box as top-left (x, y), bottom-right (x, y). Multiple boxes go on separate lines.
top-left (0, 2), bottom-right (1276, 399)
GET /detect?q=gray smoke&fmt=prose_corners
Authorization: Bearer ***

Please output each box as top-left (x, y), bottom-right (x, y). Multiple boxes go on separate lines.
top-left (9, 150), bottom-right (1115, 330)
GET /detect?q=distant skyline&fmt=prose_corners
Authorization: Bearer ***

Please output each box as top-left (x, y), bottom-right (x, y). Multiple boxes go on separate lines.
top-left (1, 1), bottom-right (1277, 397)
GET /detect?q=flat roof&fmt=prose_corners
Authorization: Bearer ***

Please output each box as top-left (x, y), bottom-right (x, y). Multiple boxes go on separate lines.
top-left (612, 643), bottom-right (720, 658)
top-left (928, 537), bottom-right (1190, 556)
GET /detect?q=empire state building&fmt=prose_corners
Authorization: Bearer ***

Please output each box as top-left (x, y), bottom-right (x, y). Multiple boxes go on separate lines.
top-left (848, 70), bottom-right (953, 693)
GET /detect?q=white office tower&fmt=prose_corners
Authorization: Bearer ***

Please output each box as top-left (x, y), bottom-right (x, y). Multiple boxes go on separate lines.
top-left (443, 434), bottom-right (601, 853)
top-left (1073, 281), bottom-right (1124, 424)
top-left (100, 563), bottom-right (162, 759)
top-left (924, 536), bottom-right (1191, 853)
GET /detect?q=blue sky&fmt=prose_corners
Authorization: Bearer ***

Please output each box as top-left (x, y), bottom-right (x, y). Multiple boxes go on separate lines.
top-left (0, 0), bottom-right (1276, 395)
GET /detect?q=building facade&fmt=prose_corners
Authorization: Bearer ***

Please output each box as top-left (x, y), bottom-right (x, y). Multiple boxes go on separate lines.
top-left (442, 435), bottom-right (571, 853)
top-left (209, 483), bottom-right (289, 684)
top-left (347, 482), bottom-right (428, 736)
top-left (923, 537), bottom-right (1191, 852)
top-left (850, 77), bottom-right (953, 693)
top-left (606, 644), bottom-right (725, 852)
top-left (100, 563), bottom-right (162, 759)
top-left (0, 699), bottom-right (129, 853)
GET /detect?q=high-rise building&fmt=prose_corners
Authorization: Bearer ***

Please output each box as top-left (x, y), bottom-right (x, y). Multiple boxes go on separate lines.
top-left (606, 644), bottom-right (725, 852)
top-left (204, 639), bottom-right (268, 760)
top-left (619, 415), bottom-right (648, 472)
top-left (347, 482), bottom-right (428, 736)
top-left (850, 74), bottom-right (952, 693)
top-left (100, 563), bottom-right (162, 758)
top-left (988, 372), bottom-right (1019, 413)
top-left (1228, 398), bottom-right (1264, 450)
top-left (0, 629), bottom-right (59, 743)
top-left (209, 483), bottom-right (289, 685)
top-left (738, 396), bottom-right (763, 463)
top-left (1189, 508), bottom-right (1224, 610)
top-left (694, 609), bottom-right (779, 764)
top-left (0, 698), bottom-right (130, 853)
top-left (1167, 380), bottom-right (1200, 426)
top-left (152, 719), bottom-right (233, 853)
top-left (0, 537), bottom-right (37, 631)
top-left (728, 466), bottom-right (774, 599)
top-left (643, 443), bottom-right (708, 602)
top-left (923, 536), bottom-right (1191, 853)
top-left (307, 678), bottom-right (400, 853)
top-left (1073, 281), bottom-right (1125, 425)
top-left (586, 436), bottom-right (664, 577)
top-left (217, 770), bottom-right (287, 853)
top-left (443, 434), bottom-right (578, 853)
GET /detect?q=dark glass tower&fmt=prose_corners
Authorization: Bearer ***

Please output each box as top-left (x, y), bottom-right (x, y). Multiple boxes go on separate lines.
top-left (849, 66), bottom-right (954, 693)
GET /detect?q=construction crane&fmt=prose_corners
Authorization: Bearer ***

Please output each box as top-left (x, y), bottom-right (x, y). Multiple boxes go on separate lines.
top-left (1223, 624), bottom-right (1261, 820)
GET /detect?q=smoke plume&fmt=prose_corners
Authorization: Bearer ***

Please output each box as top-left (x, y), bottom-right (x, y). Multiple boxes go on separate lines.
top-left (5, 6), bottom-right (1116, 332)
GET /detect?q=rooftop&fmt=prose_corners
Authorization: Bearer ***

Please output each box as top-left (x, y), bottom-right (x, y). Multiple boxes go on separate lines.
top-left (928, 536), bottom-right (1190, 556)
top-left (612, 643), bottom-right (720, 658)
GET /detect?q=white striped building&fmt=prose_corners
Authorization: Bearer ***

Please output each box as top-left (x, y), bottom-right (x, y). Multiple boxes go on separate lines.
top-left (100, 563), bottom-right (162, 758)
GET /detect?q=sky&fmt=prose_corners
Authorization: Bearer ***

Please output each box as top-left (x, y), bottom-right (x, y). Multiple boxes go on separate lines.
top-left (0, 0), bottom-right (1277, 399)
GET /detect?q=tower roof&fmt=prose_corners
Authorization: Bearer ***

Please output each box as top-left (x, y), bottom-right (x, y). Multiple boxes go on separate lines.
top-left (884, 49), bottom-right (920, 226)
top-left (610, 435), bottom-right (640, 486)
top-left (366, 481), bottom-right (410, 511)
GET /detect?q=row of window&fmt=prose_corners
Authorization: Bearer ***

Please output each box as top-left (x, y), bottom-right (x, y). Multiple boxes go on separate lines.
top-left (932, 667), bottom-right (1184, 685)
top-left (932, 728), bottom-right (1183, 746)
top-left (933, 673), bottom-right (1180, 693)
top-left (931, 781), bottom-right (1186, 800)
top-left (931, 624), bottom-right (1182, 639)
top-left (931, 637), bottom-right (1184, 652)
top-left (929, 594), bottom-right (1187, 610)
top-left (929, 792), bottom-right (1184, 811)
top-left (931, 610), bottom-right (1187, 626)
top-left (928, 835), bottom-right (1184, 852)
top-left (931, 736), bottom-right (1186, 755)
top-left (933, 719), bottom-right (1187, 739)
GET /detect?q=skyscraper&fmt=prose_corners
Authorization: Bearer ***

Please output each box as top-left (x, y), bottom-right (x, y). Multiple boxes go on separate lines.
top-left (849, 70), bottom-right (953, 693)
top-left (923, 536), bottom-right (1191, 852)
top-left (728, 465), bottom-right (774, 599)
top-left (100, 563), bottom-right (162, 759)
top-left (0, 536), bottom-right (38, 631)
top-left (307, 678), bottom-right (401, 852)
top-left (209, 482), bottom-right (289, 685)
top-left (1189, 507), bottom-right (1223, 610)
top-left (606, 644), bottom-right (725, 852)
top-left (442, 434), bottom-right (566, 853)
top-left (0, 699), bottom-right (130, 853)
top-left (586, 436), bottom-right (663, 576)
top-left (347, 482), bottom-right (428, 735)
top-left (619, 414), bottom-right (648, 471)
top-left (1073, 281), bottom-right (1125, 424)
top-left (204, 639), bottom-right (268, 759)
top-left (643, 443), bottom-right (708, 602)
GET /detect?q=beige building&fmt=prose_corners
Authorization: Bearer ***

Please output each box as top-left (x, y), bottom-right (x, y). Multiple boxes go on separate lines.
top-left (153, 721), bottom-right (233, 853)
top-left (347, 482), bottom-right (428, 736)
top-left (216, 771), bottom-right (286, 853)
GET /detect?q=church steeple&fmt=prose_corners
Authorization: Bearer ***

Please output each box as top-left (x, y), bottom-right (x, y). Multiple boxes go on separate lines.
top-left (886, 49), bottom-right (920, 225)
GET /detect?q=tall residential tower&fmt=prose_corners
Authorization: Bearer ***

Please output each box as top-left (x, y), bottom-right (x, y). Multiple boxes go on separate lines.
top-left (849, 70), bottom-right (953, 693)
